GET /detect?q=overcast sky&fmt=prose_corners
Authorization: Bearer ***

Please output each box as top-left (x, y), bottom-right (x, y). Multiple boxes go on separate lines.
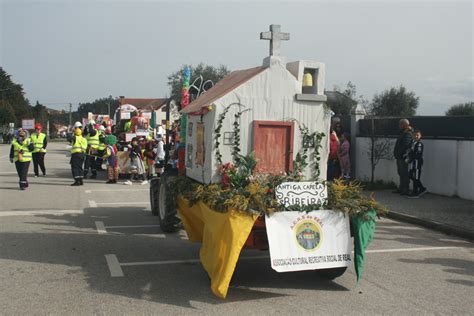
top-left (1, 0), bottom-right (472, 114)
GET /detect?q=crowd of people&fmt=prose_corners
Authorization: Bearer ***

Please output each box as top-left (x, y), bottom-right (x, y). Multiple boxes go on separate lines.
top-left (326, 117), bottom-right (426, 199)
top-left (7, 120), bottom-right (170, 189)
top-left (68, 120), bottom-right (168, 186)
top-left (7, 117), bottom-right (426, 198)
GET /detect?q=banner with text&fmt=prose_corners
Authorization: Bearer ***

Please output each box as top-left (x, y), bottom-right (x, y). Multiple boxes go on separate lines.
top-left (266, 181), bottom-right (351, 272)
top-left (266, 210), bottom-right (351, 272)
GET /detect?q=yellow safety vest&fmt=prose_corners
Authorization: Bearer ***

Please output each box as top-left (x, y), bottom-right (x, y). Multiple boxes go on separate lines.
top-left (86, 130), bottom-right (99, 149)
top-left (31, 132), bottom-right (47, 153)
top-left (71, 136), bottom-right (88, 154)
top-left (97, 134), bottom-right (106, 151)
top-left (12, 138), bottom-right (32, 162)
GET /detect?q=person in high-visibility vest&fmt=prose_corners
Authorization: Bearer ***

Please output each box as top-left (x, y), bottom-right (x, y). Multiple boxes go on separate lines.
top-left (96, 125), bottom-right (107, 171)
top-left (83, 120), bottom-right (99, 178)
top-left (9, 129), bottom-right (34, 190)
top-left (70, 123), bottom-right (88, 186)
top-left (124, 120), bottom-right (132, 133)
top-left (31, 123), bottom-right (48, 177)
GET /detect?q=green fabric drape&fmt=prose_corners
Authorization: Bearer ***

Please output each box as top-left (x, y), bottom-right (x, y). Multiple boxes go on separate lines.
top-left (352, 209), bottom-right (377, 282)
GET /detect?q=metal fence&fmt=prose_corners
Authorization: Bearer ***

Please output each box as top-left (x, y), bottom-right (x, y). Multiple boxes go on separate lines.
top-left (357, 116), bottom-right (474, 140)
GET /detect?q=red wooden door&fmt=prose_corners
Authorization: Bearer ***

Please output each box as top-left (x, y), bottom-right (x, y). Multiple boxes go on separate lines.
top-left (253, 121), bottom-right (294, 174)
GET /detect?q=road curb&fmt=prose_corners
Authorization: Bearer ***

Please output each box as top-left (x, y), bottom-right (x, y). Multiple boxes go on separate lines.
top-left (386, 211), bottom-right (474, 242)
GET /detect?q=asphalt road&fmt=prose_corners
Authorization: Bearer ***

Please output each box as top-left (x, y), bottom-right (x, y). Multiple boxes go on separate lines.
top-left (1, 142), bottom-right (473, 315)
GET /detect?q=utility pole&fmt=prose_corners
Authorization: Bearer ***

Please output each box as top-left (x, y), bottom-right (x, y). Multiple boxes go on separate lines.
top-left (68, 103), bottom-right (72, 129)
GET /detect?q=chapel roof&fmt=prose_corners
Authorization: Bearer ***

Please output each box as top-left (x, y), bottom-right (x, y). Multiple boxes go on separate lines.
top-left (120, 98), bottom-right (168, 110)
top-left (181, 66), bottom-right (266, 114)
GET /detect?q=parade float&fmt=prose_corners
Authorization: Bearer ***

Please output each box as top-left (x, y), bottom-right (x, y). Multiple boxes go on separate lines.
top-left (149, 24), bottom-right (386, 299)
top-left (113, 101), bottom-right (166, 175)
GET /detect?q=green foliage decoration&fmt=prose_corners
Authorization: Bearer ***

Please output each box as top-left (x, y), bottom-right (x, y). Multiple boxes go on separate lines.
top-left (292, 123), bottom-right (325, 180)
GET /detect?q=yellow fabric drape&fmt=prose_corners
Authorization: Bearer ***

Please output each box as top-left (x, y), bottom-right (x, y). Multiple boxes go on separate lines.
top-left (177, 197), bottom-right (258, 299)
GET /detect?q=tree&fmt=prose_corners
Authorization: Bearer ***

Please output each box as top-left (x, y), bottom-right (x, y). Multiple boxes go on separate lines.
top-left (0, 100), bottom-right (16, 125)
top-left (33, 101), bottom-right (49, 126)
top-left (167, 63), bottom-right (230, 109)
top-left (76, 96), bottom-right (120, 119)
top-left (370, 85), bottom-right (418, 117)
top-left (445, 102), bottom-right (474, 116)
top-left (0, 67), bottom-right (32, 124)
top-left (360, 99), bottom-right (393, 184)
top-left (326, 81), bottom-right (358, 115)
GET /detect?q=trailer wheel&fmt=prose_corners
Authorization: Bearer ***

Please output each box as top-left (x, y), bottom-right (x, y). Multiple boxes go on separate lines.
top-left (150, 178), bottom-right (160, 216)
top-left (317, 267), bottom-right (347, 280)
top-left (155, 170), bottom-right (180, 233)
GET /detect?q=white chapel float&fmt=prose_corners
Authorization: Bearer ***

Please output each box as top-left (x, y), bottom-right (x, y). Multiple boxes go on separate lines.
top-left (149, 24), bottom-right (380, 299)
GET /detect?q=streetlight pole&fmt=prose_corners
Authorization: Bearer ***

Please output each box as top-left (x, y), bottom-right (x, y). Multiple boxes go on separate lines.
top-left (68, 103), bottom-right (72, 129)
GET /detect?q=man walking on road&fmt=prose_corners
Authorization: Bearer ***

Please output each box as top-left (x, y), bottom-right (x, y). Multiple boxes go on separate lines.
top-left (31, 123), bottom-right (47, 177)
top-left (70, 122), bottom-right (88, 186)
top-left (393, 118), bottom-right (413, 196)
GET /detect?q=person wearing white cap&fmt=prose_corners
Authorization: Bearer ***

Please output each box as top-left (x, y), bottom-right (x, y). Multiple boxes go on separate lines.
top-left (96, 125), bottom-right (107, 171)
top-left (83, 120), bottom-right (99, 178)
top-left (69, 127), bottom-right (88, 186)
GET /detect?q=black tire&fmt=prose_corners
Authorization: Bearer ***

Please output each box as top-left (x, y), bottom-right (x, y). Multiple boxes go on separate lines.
top-left (156, 170), bottom-right (180, 233)
top-left (150, 178), bottom-right (160, 216)
top-left (316, 267), bottom-right (347, 280)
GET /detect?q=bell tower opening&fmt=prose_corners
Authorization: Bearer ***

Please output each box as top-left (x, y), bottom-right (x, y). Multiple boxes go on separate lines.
top-left (302, 68), bottom-right (318, 94)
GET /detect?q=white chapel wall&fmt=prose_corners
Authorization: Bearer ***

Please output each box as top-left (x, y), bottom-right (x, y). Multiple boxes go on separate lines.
top-left (206, 63), bottom-right (330, 183)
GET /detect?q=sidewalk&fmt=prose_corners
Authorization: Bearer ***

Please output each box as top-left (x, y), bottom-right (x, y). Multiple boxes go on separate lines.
top-left (371, 190), bottom-right (474, 241)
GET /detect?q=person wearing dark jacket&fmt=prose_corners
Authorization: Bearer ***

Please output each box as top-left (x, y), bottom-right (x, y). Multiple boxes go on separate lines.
top-left (407, 129), bottom-right (427, 198)
top-left (393, 119), bottom-right (413, 195)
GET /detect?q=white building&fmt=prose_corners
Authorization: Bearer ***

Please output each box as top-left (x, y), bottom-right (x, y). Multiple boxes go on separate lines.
top-left (182, 25), bottom-right (332, 184)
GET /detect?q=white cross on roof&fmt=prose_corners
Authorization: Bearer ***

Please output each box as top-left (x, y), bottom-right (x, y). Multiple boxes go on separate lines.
top-left (260, 24), bottom-right (290, 57)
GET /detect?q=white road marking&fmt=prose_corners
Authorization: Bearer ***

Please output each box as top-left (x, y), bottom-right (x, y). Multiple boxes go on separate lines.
top-left (88, 200), bottom-right (97, 208)
top-left (120, 255), bottom-right (270, 267)
top-left (366, 246), bottom-right (460, 254)
top-left (109, 246), bottom-right (465, 275)
top-left (377, 226), bottom-right (424, 230)
top-left (0, 209), bottom-right (83, 217)
top-left (95, 221), bottom-right (107, 234)
top-left (85, 189), bottom-right (148, 193)
top-left (179, 230), bottom-right (189, 240)
top-left (105, 224), bottom-right (160, 229)
top-left (94, 202), bottom-right (150, 206)
top-left (136, 234), bottom-right (166, 238)
top-left (105, 254), bottom-right (124, 277)
top-left (0, 172), bottom-right (16, 174)
top-left (120, 258), bottom-right (201, 267)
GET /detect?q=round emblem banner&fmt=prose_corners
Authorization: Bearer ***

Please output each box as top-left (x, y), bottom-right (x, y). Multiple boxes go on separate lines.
top-left (294, 219), bottom-right (323, 251)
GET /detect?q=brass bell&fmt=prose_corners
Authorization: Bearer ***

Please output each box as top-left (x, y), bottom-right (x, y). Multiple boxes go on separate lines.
top-left (303, 72), bottom-right (313, 87)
